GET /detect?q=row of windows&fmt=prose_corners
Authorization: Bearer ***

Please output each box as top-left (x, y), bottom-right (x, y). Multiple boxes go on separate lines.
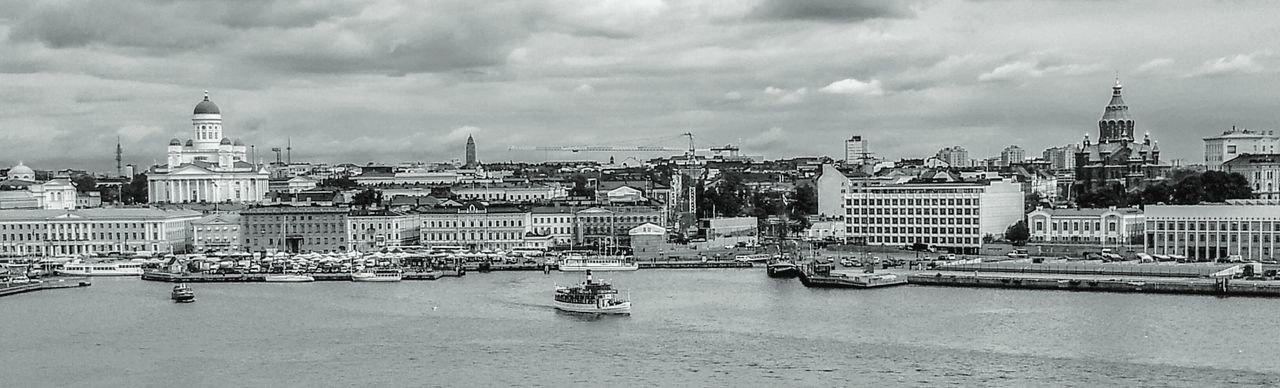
top-left (248, 223), bottom-right (343, 234)
top-left (847, 226), bottom-right (979, 236)
top-left (426, 219), bottom-right (524, 228)
top-left (1150, 233), bottom-right (1277, 244)
top-left (1148, 220), bottom-right (1278, 232)
top-left (424, 232), bottom-right (524, 241)
top-left (847, 208), bottom-right (977, 216)
top-left (0, 232), bottom-right (156, 242)
top-left (847, 217), bottom-right (977, 226)
top-left (247, 237), bottom-right (345, 246)
top-left (0, 222), bottom-right (153, 230)
top-left (1036, 221), bottom-right (1118, 232)
top-left (846, 198), bottom-right (978, 207)
top-left (861, 235), bottom-right (980, 245)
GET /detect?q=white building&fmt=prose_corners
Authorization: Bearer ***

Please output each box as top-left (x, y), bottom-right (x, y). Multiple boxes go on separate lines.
top-left (1204, 127), bottom-right (1278, 170)
top-left (530, 206), bottom-right (577, 246)
top-left (1145, 201), bottom-right (1280, 261)
top-left (148, 92), bottom-right (270, 203)
top-left (845, 135), bottom-right (866, 163)
top-left (348, 210), bottom-right (419, 251)
top-left (842, 179), bottom-right (1024, 254)
top-left (1026, 207), bottom-right (1144, 245)
top-left (0, 208), bottom-right (202, 256)
top-left (1001, 145), bottom-right (1026, 167)
top-left (418, 203), bottom-right (530, 251)
top-left (936, 146), bottom-right (969, 168)
top-left (1222, 154), bottom-right (1280, 199)
top-left (0, 163), bottom-right (78, 210)
top-left (191, 213), bottom-right (241, 252)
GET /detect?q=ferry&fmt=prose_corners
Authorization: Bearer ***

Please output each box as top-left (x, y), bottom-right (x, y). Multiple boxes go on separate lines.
top-left (351, 268), bottom-right (403, 282)
top-left (766, 258), bottom-right (799, 278)
top-left (558, 254), bottom-right (639, 272)
top-left (171, 284), bottom-right (195, 303)
top-left (553, 270), bottom-right (631, 315)
top-left (264, 272), bottom-right (315, 283)
top-left (57, 260), bottom-right (145, 276)
top-left (798, 262), bottom-right (906, 289)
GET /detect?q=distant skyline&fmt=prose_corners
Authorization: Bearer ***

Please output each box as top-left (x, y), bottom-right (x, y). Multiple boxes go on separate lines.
top-left (2, 0), bottom-right (1279, 171)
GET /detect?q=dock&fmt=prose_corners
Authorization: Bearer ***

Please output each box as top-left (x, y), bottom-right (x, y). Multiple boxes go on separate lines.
top-left (639, 260), bottom-right (752, 269)
top-left (0, 277), bottom-right (91, 298)
top-left (907, 271), bottom-right (1280, 297)
top-left (141, 270), bottom-right (453, 283)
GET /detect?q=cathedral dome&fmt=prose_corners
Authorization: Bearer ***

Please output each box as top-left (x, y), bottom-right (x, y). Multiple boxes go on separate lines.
top-left (233, 138), bottom-right (244, 146)
top-left (7, 162), bottom-right (34, 180)
top-left (169, 138), bottom-right (181, 146)
top-left (220, 138), bottom-right (232, 145)
top-left (185, 139), bottom-right (194, 146)
top-left (194, 91), bottom-right (220, 115)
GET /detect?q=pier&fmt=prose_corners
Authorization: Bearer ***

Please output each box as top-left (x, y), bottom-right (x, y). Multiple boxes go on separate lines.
top-left (905, 271), bottom-right (1280, 296)
top-left (0, 277), bottom-right (91, 298)
top-left (141, 270), bottom-right (455, 283)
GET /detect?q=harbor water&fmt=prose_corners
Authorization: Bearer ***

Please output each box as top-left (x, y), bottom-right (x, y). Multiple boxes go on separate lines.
top-left (3, 269), bottom-right (1280, 387)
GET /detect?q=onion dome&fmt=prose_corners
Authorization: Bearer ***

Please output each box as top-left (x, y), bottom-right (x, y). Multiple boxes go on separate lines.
top-left (194, 90), bottom-right (220, 115)
top-left (220, 137), bottom-right (232, 145)
top-left (169, 138), bottom-right (181, 146)
top-left (185, 139), bottom-right (194, 146)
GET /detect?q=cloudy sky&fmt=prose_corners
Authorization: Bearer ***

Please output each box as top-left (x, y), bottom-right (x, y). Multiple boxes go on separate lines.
top-left (2, 0), bottom-right (1278, 171)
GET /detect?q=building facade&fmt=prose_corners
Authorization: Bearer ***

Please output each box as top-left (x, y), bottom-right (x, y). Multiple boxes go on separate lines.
top-left (1222, 154), bottom-right (1280, 199)
top-left (845, 135), bottom-right (866, 163)
top-left (0, 163), bottom-right (78, 210)
top-left (936, 146), bottom-right (969, 168)
top-left (348, 210), bottom-right (419, 251)
top-left (1074, 79), bottom-right (1169, 191)
top-left (1042, 144), bottom-right (1080, 172)
top-left (0, 209), bottom-right (201, 256)
top-left (1026, 207), bottom-right (1144, 245)
top-left (842, 179), bottom-right (1024, 254)
top-left (191, 213), bottom-right (242, 252)
top-left (530, 206), bottom-right (577, 246)
top-left (1144, 202), bottom-right (1280, 261)
top-left (240, 207), bottom-right (349, 253)
top-left (148, 92), bottom-right (270, 204)
top-left (1204, 127), bottom-right (1278, 170)
top-left (1000, 145), bottom-right (1026, 167)
top-left (418, 203), bottom-right (528, 251)
top-left (576, 206), bottom-right (664, 247)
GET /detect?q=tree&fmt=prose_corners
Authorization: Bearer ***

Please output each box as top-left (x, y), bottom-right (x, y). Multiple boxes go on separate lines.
top-left (71, 174), bottom-right (97, 193)
top-left (787, 185), bottom-right (817, 232)
top-left (568, 175), bottom-right (592, 197)
top-left (1023, 191), bottom-right (1044, 213)
top-left (352, 188), bottom-right (382, 207)
top-left (118, 173), bottom-right (148, 204)
top-left (1005, 220), bottom-right (1030, 245)
top-left (320, 176), bottom-right (358, 190)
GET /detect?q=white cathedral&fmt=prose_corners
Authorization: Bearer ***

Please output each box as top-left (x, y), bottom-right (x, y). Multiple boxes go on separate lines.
top-left (147, 92), bottom-right (270, 203)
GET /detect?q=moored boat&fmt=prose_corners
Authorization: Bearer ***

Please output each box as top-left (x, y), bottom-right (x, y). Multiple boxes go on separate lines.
top-left (171, 283), bottom-right (195, 302)
top-left (766, 258), bottom-right (799, 278)
top-left (558, 254), bottom-right (639, 272)
top-left (797, 262), bottom-right (906, 288)
top-left (351, 268), bottom-right (403, 282)
top-left (553, 270), bottom-right (631, 315)
top-left (264, 272), bottom-right (315, 283)
top-left (57, 260), bottom-right (145, 276)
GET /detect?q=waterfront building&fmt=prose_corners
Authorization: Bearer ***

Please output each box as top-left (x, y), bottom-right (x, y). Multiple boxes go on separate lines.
top-left (148, 92), bottom-right (271, 203)
top-left (1026, 207), bottom-right (1144, 245)
top-left (0, 208), bottom-right (202, 256)
top-left (530, 206), bottom-right (577, 246)
top-left (1144, 201), bottom-right (1280, 261)
top-left (629, 223), bottom-right (667, 259)
top-left (417, 202), bottom-right (528, 251)
top-left (842, 179), bottom-right (1023, 254)
top-left (936, 146), bottom-right (969, 168)
top-left (1000, 145), bottom-right (1026, 167)
top-left (1073, 79), bottom-right (1169, 191)
top-left (699, 217), bottom-right (758, 247)
top-left (1222, 154), bottom-right (1280, 199)
top-left (348, 209), bottom-right (419, 251)
top-left (845, 135), bottom-right (867, 163)
top-left (240, 206), bottom-right (349, 253)
top-left (1204, 127), bottom-right (1278, 170)
top-left (191, 213), bottom-right (242, 252)
top-left (576, 206), bottom-right (664, 247)
top-left (0, 163), bottom-right (78, 210)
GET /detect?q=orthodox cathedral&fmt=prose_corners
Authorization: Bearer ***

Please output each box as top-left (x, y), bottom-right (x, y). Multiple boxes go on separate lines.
top-left (1073, 79), bottom-right (1170, 192)
top-left (147, 92), bottom-right (270, 203)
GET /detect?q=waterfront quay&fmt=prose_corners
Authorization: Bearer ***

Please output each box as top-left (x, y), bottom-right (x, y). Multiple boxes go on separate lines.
top-left (0, 276), bottom-right (91, 298)
top-left (141, 270), bottom-right (453, 283)
top-left (908, 271), bottom-right (1280, 296)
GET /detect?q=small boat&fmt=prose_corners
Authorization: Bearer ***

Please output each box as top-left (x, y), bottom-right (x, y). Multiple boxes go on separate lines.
top-left (171, 283), bottom-right (196, 303)
top-left (558, 254), bottom-right (639, 272)
top-left (766, 259), bottom-right (799, 278)
top-left (351, 268), bottom-right (403, 282)
top-left (798, 262), bottom-right (906, 289)
top-left (554, 270), bottom-right (631, 315)
top-left (264, 272), bottom-right (315, 283)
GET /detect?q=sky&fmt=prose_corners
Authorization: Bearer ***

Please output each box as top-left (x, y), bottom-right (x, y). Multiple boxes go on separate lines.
top-left (2, 0), bottom-right (1279, 171)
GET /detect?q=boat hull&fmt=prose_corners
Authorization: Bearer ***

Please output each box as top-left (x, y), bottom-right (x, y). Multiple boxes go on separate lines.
top-left (553, 300), bottom-right (631, 315)
top-left (351, 274), bottom-right (402, 282)
top-left (558, 264), bottom-right (639, 272)
top-left (766, 265), bottom-right (799, 278)
top-left (264, 275), bottom-right (315, 283)
top-left (56, 269), bottom-right (143, 277)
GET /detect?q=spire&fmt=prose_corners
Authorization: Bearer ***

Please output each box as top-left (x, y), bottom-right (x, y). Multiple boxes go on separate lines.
top-left (204, 90), bottom-right (210, 101)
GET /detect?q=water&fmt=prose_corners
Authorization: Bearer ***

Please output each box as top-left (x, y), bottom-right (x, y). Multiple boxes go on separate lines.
top-left (3, 269), bottom-right (1280, 387)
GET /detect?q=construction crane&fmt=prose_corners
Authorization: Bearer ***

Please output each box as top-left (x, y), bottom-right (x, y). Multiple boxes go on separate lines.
top-left (508, 133), bottom-right (700, 155)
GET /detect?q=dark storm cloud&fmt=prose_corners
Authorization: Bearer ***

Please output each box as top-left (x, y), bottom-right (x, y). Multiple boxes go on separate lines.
top-left (748, 0), bottom-right (915, 22)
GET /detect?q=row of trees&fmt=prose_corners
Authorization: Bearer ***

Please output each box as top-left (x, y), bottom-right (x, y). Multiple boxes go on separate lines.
top-left (1075, 170), bottom-right (1252, 208)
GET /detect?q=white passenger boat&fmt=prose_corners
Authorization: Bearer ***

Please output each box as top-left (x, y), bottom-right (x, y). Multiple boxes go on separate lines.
top-left (56, 260), bottom-right (145, 276)
top-left (351, 268), bottom-right (403, 282)
top-left (553, 270), bottom-right (631, 315)
top-left (557, 255), bottom-right (639, 272)
top-left (264, 272), bottom-right (315, 283)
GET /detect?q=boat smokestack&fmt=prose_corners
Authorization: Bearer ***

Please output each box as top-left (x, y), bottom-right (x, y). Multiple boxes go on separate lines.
top-left (586, 269), bottom-right (592, 282)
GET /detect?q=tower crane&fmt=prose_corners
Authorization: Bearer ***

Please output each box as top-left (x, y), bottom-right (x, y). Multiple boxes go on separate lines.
top-left (508, 133), bottom-right (702, 156)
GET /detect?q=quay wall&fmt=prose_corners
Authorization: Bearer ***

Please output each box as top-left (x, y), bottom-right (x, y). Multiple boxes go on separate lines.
top-left (907, 273), bottom-right (1280, 297)
top-left (0, 277), bottom-right (91, 298)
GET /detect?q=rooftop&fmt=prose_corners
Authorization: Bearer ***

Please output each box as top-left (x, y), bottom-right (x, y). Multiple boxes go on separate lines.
top-left (0, 208), bottom-right (202, 222)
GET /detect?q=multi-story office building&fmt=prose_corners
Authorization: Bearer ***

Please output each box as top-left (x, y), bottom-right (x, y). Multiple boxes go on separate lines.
top-left (1144, 202), bottom-right (1280, 261)
top-left (530, 206), bottom-right (577, 246)
top-left (1026, 207), bottom-right (1144, 245)
top-left (935, 146), bottom-right (969, 168)
top-left (348, 209), bottom-right (419, 251)
top-left (576, 205), bottom-right (663, 247)
top-left (0, 208), bottom-right (202, 256)
top-left (842, 179), bottom-right (1024, 254)
top-left (1042, 144), bottom-right (1079, 172)
top-left (191, 213), bottom-right (241, 252)
top-left (418, 202), bottom-right (529, 251)
top-left (1222, 154), bottom-right (1280, 199)
top-left (240, 206), bottom-right (349, 253)
top-left (1204, 127), bottom-right (1278, 170)
top-left (1000, 145), bottom-right (1026, 167)
top-left (845, 135), bottom-right (866, 163)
